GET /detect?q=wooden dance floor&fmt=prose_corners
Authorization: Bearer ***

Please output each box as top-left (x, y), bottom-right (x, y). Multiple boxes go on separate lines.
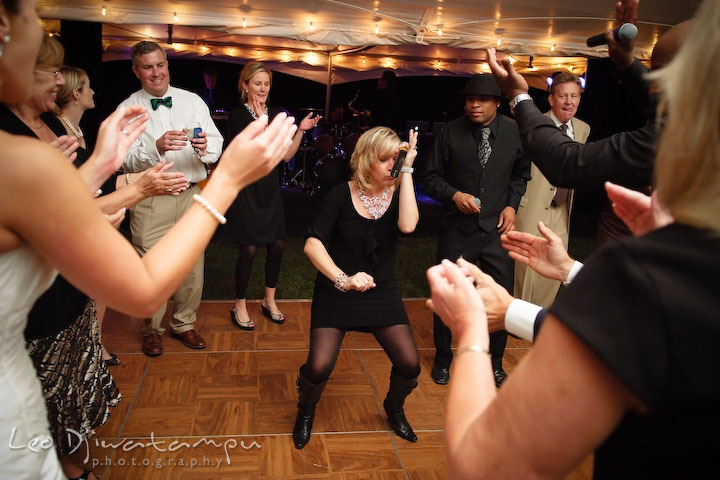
top-left (82, 300), bottom-right (592, 479)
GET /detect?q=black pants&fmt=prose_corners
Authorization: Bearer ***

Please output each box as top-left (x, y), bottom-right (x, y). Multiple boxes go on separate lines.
top-left (434, 224), bottom-right (512, 369)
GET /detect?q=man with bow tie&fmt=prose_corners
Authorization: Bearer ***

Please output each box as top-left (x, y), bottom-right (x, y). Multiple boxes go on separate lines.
top-left (119, 40), bottom-right (223, 357)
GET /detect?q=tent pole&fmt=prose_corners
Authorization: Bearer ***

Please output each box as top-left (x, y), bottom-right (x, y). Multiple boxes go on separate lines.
top-left (325, 53), bottom-right (332, 119)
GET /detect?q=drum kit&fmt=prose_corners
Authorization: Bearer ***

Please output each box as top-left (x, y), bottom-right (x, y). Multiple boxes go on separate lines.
top-left (283, 107), bottom-right (361, 196)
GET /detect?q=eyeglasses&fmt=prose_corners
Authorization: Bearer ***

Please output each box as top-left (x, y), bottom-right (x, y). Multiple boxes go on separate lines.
top-left (34, 69), bottom-right (61, 77)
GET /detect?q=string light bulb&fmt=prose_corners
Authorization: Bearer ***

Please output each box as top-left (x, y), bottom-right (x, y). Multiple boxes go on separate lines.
top-left (173, 12), bottom-right (178, 22)
top-left (309, 21), bottom-right (314, 31)
top-left (438, 27), bottom-right (443, 36)
top-left (551, 43), bottom-right (556, 52)
top-left (375, 24), bottom-right (379, 35)
top-left (101, 5), bottom-right (107, 16)
top-left (242, 18), bottom-right (246, 28)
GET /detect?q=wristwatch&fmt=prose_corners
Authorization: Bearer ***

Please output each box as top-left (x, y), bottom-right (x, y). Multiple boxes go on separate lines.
top-left (509, 93), bottom-right (532, 115)
top-left (400, 166), bottom-right (414, 174)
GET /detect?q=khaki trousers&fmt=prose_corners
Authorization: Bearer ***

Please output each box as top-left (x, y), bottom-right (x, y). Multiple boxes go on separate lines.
top-left (514, 203), bottom-right (569, 309)
top-left (130, 185), bottom-right (204, 335)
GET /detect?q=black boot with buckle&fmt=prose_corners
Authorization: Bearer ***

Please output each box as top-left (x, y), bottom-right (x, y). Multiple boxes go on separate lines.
top-left (383, 371), bottom-right (419, 442)
top-left (292, 367), bottom-right (328, 449)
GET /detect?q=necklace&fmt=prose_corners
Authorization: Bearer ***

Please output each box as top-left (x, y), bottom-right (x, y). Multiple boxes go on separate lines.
top-left (59, 113), bottom-right (84, 139)
top-left (358, 186), bottom-right (391, 220)
top-left (244, 102), bottom-right (268, 120)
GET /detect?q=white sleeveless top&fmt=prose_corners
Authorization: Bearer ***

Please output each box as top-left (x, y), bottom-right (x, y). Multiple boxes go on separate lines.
top-left (0, 246), bottom-right (64, 478)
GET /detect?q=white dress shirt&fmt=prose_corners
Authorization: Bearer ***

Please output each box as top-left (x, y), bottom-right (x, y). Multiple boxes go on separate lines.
top-left (505, 260), bottom-right (584, 342)
top-left (548, 111), bottom-right (575, 140)
top-left (119, 86), bottom-right (223, 183)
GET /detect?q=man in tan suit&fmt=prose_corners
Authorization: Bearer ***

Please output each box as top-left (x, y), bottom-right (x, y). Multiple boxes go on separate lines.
top-left (514, 73), bottom-right (590, 307)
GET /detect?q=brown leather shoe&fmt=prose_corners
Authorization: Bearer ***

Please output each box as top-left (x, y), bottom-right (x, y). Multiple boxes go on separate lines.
top-left (142, 334), bottom-right (163, 357)
top-left (171, 329), bottom-right (207, 349)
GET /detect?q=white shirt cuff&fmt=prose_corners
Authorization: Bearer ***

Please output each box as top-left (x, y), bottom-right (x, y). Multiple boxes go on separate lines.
top-left (563, 260), bottom-right (584, 285)
top-left (505, 299), bottom-right (543, 342)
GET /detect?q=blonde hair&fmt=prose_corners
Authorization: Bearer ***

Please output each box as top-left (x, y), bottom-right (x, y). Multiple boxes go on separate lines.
top-left (36, 35), bottom-right (64, 68)
top-left (238, 62), bottom-right (272, 104)
top-left (55, 65), bottom-right (88, 112)
top-left (648, 0), bottom-right (720, 233)
top-left (350, 126), bottom-right (401, 190)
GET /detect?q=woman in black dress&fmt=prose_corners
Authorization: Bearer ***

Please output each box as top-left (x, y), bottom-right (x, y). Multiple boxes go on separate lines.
top-left (226, 61), bottom-right (319, 330)
top-left (293, 126), bottom-right (420, 449)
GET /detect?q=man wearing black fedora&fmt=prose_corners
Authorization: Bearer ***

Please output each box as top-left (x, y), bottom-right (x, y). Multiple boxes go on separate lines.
top-left (422, 73), bottom-right (530, 387)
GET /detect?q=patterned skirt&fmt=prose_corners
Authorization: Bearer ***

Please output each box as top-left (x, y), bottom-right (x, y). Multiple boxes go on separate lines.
top-left (26, 299), bottom-right (121, 457)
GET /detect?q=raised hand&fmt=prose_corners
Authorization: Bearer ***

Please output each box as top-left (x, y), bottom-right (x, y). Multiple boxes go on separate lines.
top-left (501, 221), bottom-right (574, 282)
top-left (217, 113), bottom-right (298, 191)
top-left (486, 47), bottom-right (529, 99)
top-left (82, 106), bottom-right (149, 192)
top-left (299, 112), bottom-right (321, 132)
top-left (400, 128), bottom-right (419, 167)
top-left (606, 0), bottom-right (639, 69)
top-left (606, 182), bottom-right (672, 236)
top-left (95, 106), bottom-right (149, 172)
top-left (426, 259), bottom-right (489, 339)
top-left (50, 135), bottom-right (79, 163)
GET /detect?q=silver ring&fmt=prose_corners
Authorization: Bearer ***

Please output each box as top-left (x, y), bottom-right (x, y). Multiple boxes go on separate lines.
top-left (121, 128), bottom-right (128, 136)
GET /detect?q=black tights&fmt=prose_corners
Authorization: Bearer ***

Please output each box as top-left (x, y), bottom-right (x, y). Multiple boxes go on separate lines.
top-left (234, 240), bottom-right (285, 299)
top-left (301, 324), bottom-right (420, 385)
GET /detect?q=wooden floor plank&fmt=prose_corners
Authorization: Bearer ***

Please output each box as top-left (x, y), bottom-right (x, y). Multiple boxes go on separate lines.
top-left (93, 301), bottom-right (593, 479)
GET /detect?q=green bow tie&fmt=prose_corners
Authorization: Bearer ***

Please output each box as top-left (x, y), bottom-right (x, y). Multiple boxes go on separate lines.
top-left (150, 96), bottom-right (172, 110)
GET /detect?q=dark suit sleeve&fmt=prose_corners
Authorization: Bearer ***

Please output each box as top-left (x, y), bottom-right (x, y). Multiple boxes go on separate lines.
top-left (533, 309), bottom-right (547, 340)
top-left (514, 101), bottom-right (655, 189)
top-left (505, 137), bottom-right (530, 211)
top-left (616, 59), bottom-right (652, 117)
top-left (421, 125), bottom-right (458, 202)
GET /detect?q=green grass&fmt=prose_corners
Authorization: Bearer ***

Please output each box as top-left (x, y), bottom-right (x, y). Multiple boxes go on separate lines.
top-left (203, 234), bottom-right (597, 300)
top-left (203, 235), bottom-right (438, 300)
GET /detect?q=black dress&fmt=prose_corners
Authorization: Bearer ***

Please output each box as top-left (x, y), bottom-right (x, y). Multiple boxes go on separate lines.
top-left (224, 105), bottom-right (287, 245)
top-left (307, 182), bottom-right (409, 330)
top-left (549, 223), bottom-right (720, 478)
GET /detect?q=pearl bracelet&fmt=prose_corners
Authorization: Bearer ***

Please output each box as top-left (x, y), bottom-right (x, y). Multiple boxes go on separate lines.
top-left (456, 344), bottom-right (489, 356)
top-left (192, 194), bottom-right (227, 224)
top-left (334, 273), bottom-right (348, 292)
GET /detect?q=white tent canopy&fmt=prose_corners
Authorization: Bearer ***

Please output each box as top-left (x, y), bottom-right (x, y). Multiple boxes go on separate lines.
top-left (39, 0), bottom-right (698, 88)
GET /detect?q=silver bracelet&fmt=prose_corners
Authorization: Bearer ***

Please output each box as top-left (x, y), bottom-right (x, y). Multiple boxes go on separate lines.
top-left (192, 194), bottom-right (227, 224)
top-left (456, 344), bottom-right (489, 357)
top-left (334, 273), bottom-right (348, 292)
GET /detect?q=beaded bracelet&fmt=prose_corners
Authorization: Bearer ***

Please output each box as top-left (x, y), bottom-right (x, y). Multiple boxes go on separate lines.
top-left (455, 344), bottom-right (489, 356)
top-left (192, 194), bottom-right (227, 224)
top-left (334, 273), bottom-right (349, 292)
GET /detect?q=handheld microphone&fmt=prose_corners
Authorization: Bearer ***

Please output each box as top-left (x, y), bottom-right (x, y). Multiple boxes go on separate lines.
top-left (586, 23), bottom-right (638, 47)
top-left (390, 146), bottom-right (408, 178)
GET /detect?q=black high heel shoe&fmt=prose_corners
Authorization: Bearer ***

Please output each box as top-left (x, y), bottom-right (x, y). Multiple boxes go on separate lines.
top-left (261, 300), bottom-right (285, 324)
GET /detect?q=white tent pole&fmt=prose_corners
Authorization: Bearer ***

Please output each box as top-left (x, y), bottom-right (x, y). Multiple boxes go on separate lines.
top-left (325, 52), bottom-right (333, 119)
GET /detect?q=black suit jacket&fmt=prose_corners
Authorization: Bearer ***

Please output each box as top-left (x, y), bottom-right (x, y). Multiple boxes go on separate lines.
top-left (422, 114), bottom-right (530, 233)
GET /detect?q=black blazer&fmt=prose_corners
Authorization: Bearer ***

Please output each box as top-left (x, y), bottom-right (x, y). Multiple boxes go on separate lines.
top-left (422, 113), bottom-right (530, 233)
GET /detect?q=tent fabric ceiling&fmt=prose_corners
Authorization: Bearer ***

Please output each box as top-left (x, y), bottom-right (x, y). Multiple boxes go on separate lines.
top-left (39, 1), bottom-right (699, 86)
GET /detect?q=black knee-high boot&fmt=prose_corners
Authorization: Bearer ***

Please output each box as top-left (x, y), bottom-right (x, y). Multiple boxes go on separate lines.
top-left (383, 372), bottom-right (418, 442)
top-left (293, 368), bottom-right (328, 449)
